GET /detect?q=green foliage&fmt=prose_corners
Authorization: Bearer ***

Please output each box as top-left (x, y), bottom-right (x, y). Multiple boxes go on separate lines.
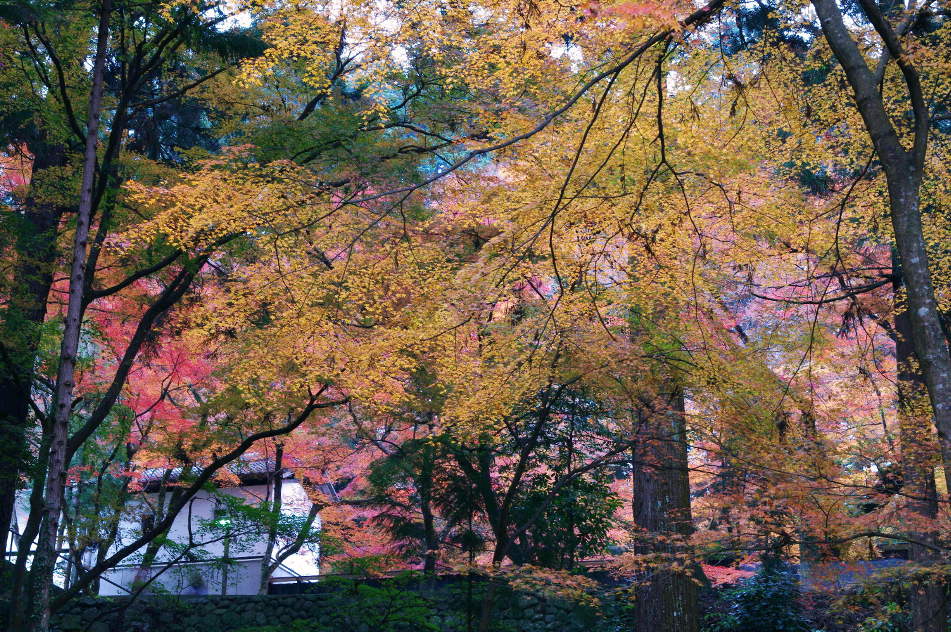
top-left (857, 602), bottom-right (908, 632)
top-left (188, 27), bottom-right (267, 63)
top-left (233, 622), bottom-right (321, 632)
top-left (702, 564), bottom-right (811, 632)
top-left (512, 472), bottom-right (622, 569)
top-left (359, 385), bottom-right (623, 570)
top-left (324, 554), bottom-right (396, 577)
top-left (232, 577), bottom-right (438, 632)
top-left (829, 565), bottom-right (951, 632)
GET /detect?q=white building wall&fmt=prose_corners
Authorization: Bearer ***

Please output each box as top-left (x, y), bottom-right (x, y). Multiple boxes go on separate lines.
top-left (98, 479), bottom-right (320, 596)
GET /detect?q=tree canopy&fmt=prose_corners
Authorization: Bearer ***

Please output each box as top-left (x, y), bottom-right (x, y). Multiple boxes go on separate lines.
top-left (1, 0), bottom-right (950, 631)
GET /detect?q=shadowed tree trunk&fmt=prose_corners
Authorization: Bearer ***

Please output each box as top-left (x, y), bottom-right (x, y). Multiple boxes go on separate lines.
top-left (418, 447), bottom-right (438, 574)
top-left (0, 144), bottom-right (69, 557)
top-left (894, 269), bottom-right (947, 632)
top-left (132, 470), bottom-right (185, 590)
top-left (632, 388), bottom-right (698, 632)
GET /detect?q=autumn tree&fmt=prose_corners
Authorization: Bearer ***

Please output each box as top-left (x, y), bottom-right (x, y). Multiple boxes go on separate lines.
top-left (4, 1), bottom-right (950, 631)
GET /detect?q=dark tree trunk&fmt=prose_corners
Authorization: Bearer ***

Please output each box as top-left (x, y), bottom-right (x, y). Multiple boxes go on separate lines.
top-left (632, 389), bottom-right (698, 632)
top-left (810, 3), bottom-right (950, 626)
top-left (419, 473), bottom-right (438, 574)
top-left (894, 272), bottom-right (947, 632)
top-left (0, 144), bottom-right (69, 556)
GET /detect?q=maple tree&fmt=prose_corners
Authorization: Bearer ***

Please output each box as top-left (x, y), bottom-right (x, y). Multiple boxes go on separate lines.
top-left (2, 0), bottom-right (951, 632)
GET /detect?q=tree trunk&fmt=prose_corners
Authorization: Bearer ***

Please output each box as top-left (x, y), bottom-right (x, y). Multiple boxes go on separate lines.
top-left (263, 503), bottom-right (319, 593)
top-left (632, 389), bottom-right (698, 632)
top-left (258, 444), bottom-right (284, 594)
top-left (812, 0), bottom-right (951, 493)
top-left (894, 272), bottom-right (947, 632)
top-left (221, 532), bottom-right (231, 596)
top-left (0, 145), bottom-right (69, 557)
top-left (796, 410), bottom-right (841, 586)
top-left (887, 174), bottom-right (951, 494)
top-left (23, 3), bottom-right (112, 629)
top-left (418, 445), bottom-right (438, 574)
top-left (131, 469), bottom-right (179, 590)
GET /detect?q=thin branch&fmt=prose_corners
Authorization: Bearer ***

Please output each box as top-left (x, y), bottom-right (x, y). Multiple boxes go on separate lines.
top-left (334, 0), bottom-right (727, 209)
top-left (52, 390), bottom-right (348, 609)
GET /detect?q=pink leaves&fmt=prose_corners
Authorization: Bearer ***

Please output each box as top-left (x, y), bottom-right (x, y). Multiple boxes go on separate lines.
top-left (702, 563), bottom-right (755, 586)
top-left (609, 0), bottom-right (667, 18)
top-left (587, 0), bottom-right (684, 27)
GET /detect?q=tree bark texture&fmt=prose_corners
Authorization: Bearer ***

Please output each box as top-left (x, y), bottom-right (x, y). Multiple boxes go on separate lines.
top-left (0, 145), bottom-right (69, 556)
top-left (632, 389), bottom-right (698, 632)
top-left (22, 3), bottom-right (112, 630)
top-left (895, 275), bottom-right (947, 632)
top-left (812, 0), bottom-right (951, 493)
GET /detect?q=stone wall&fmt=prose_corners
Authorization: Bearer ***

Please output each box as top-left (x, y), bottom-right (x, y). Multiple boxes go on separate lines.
top-left (46, 579), bottom-right (620, 632)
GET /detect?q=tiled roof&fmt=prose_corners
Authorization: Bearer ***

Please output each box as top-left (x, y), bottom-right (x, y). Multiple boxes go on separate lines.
top-left (136, 458), bottom-right (339, 501)
top-left (138, 458), bottom-right (281, 482)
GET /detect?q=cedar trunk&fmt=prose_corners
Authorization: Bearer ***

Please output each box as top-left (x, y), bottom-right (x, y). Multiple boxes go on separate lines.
top-left (632, 390), bottom-right (698, 632)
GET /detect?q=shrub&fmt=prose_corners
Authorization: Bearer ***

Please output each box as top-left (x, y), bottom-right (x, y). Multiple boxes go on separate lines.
top-left (702, 563), bottom-right (811, 632)
top-left (856, 602), bottom-right (907, 632)
top-left (828, 564), bottom-right (951, 632)
top-left (233, 578), bottom-right (438, 632)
